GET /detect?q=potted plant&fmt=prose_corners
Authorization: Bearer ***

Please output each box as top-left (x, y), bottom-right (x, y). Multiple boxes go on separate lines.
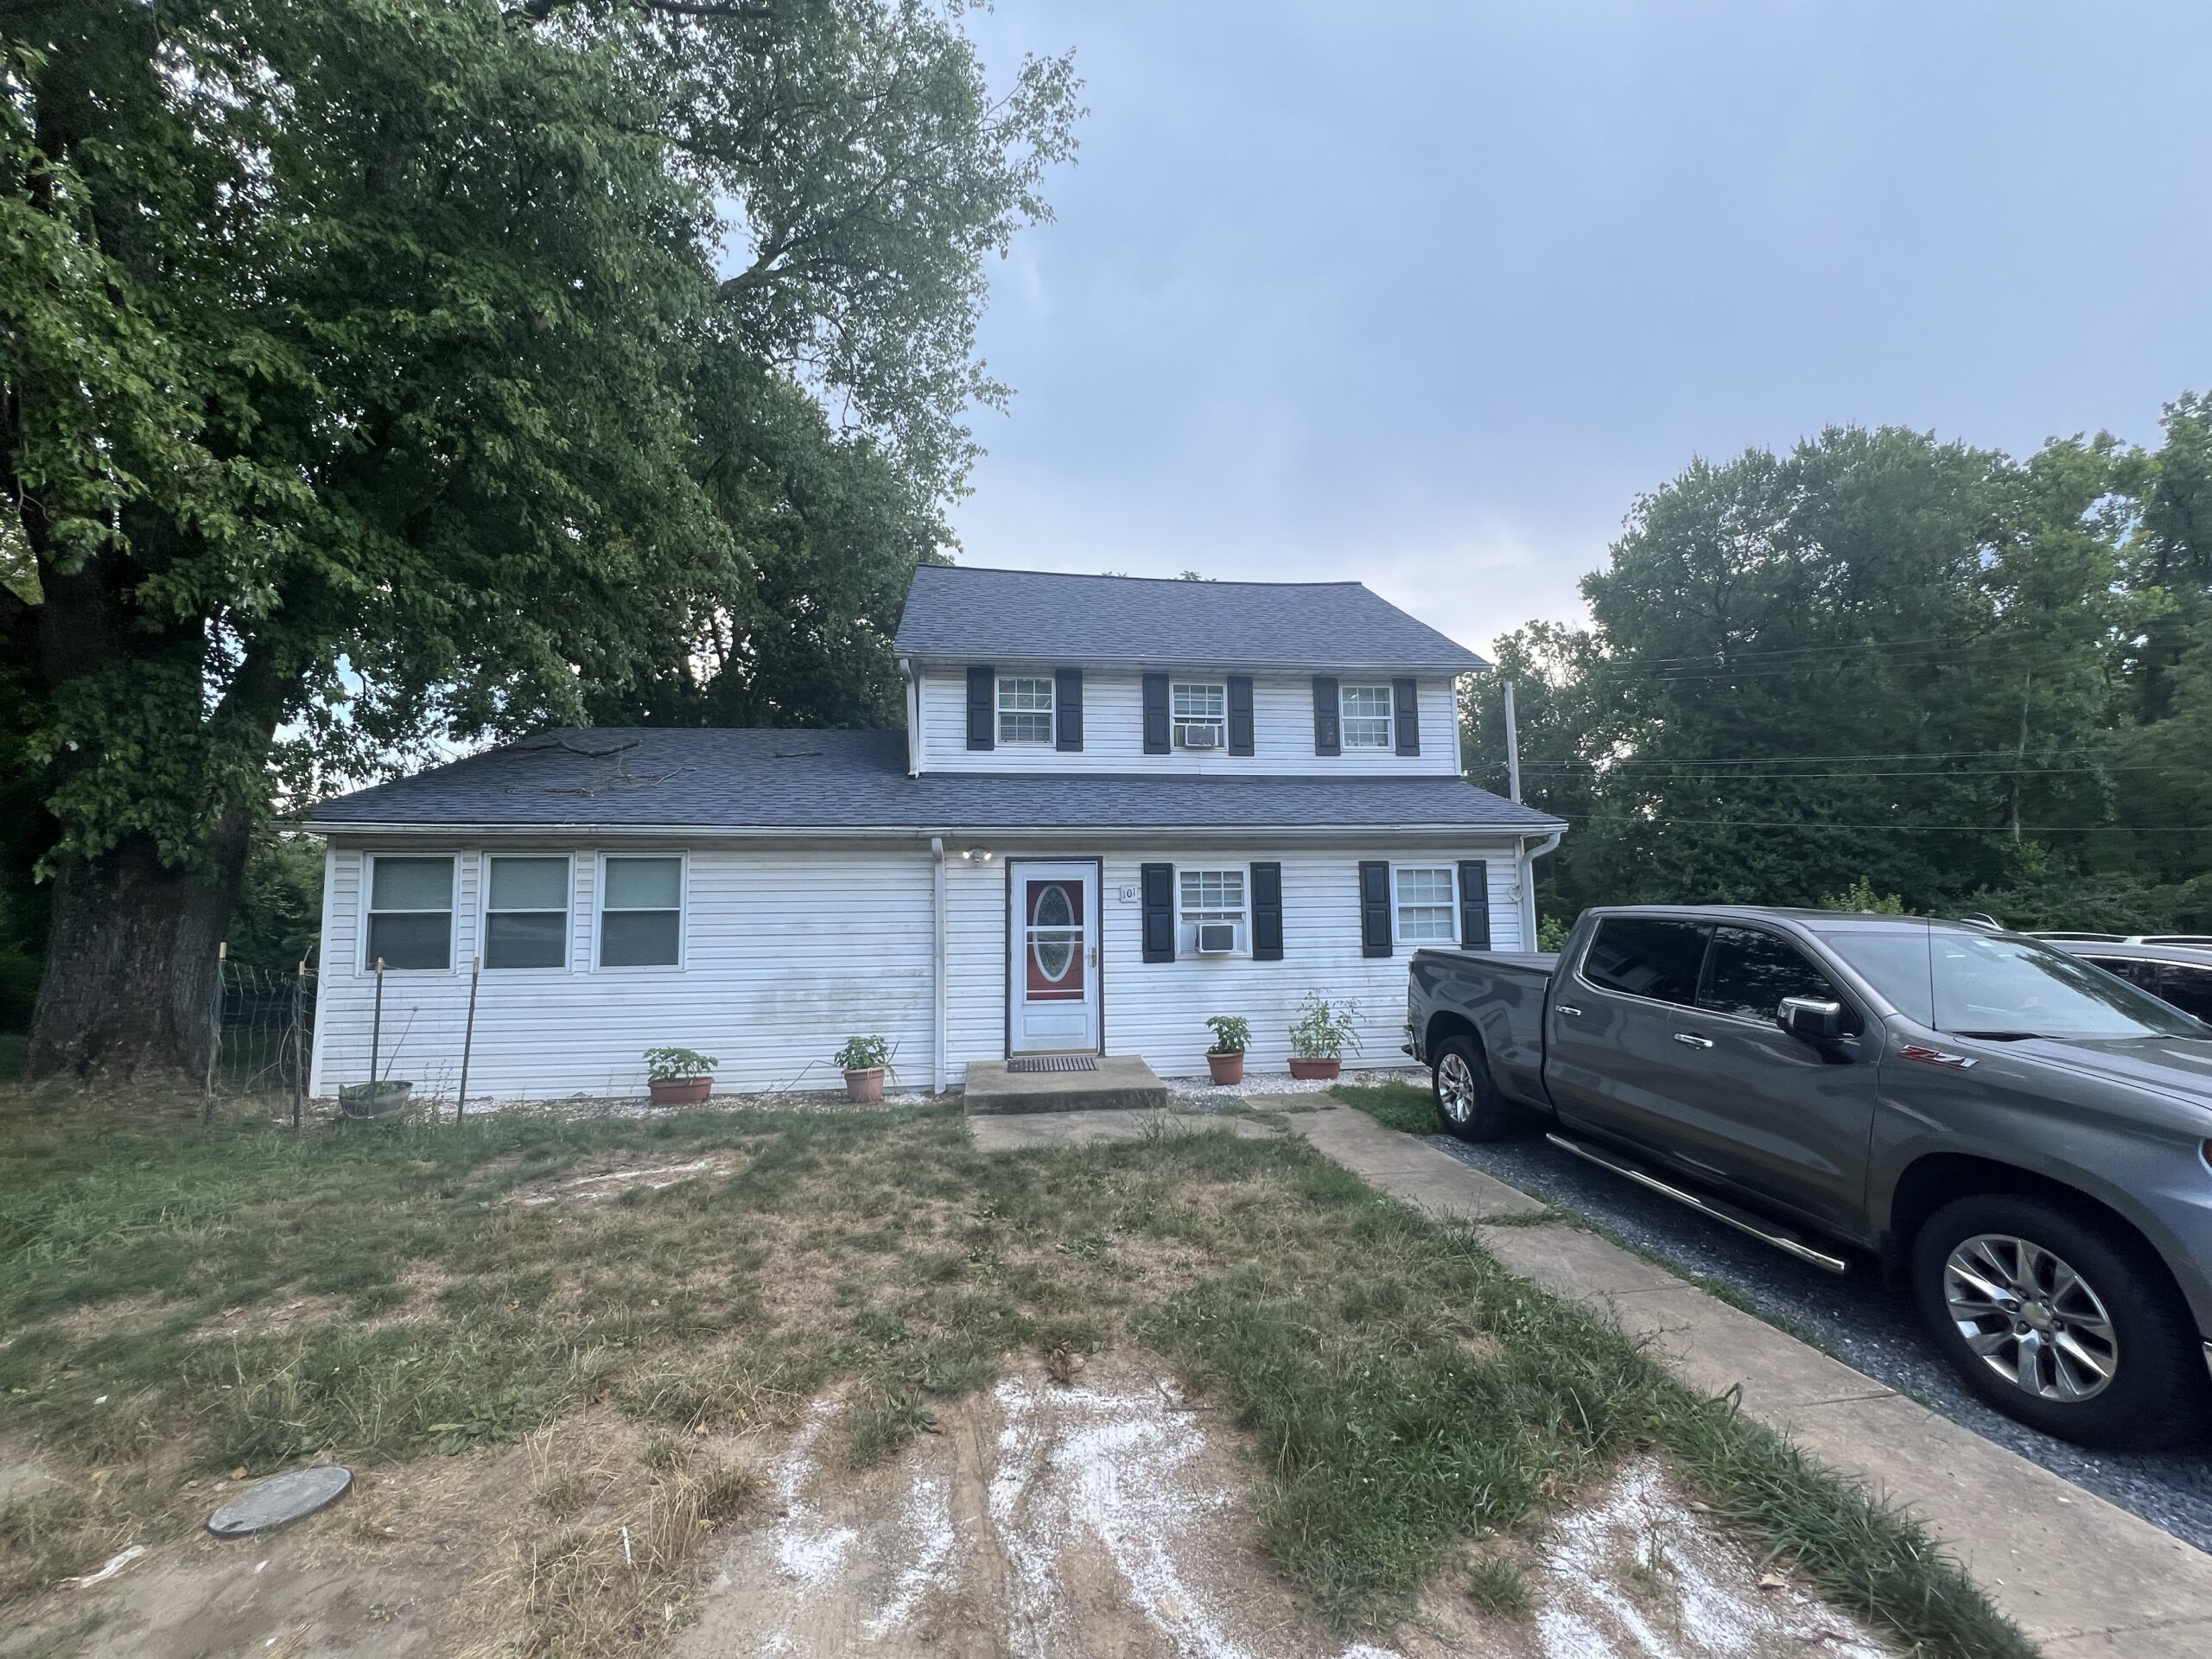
top-left (1287, 992), bottom-right (1362, 1081)
top-left (1204, 1015), bottom-right (1249, 1085)
top-left (643, 1046), bottom-right (717, 1107)
top-left (834, 1034), bottom-right (892, 1103)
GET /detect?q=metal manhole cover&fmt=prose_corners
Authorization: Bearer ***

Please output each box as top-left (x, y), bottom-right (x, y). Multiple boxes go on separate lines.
top-left (1006, 1056), bottom-right (1099, 1074)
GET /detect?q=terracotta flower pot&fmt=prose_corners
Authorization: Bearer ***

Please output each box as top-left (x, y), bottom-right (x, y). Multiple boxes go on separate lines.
top-left (1287, 1057), bottom-right (1340, 1081)
top-left (648, 1076), bottom-right (712, 1107)
top-left (843, 1066), bottom-right (886, 1103)
top-left (1205, 1051), bottom-right (1244, 1085)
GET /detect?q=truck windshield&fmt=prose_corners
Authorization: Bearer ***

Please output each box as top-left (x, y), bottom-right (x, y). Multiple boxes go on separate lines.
top-left (1819, 927), bottom-right (2209, 1039)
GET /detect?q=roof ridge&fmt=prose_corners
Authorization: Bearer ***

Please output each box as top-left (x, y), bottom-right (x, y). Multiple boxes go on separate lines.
top-left (916, 564), bottom-right (1368, 591)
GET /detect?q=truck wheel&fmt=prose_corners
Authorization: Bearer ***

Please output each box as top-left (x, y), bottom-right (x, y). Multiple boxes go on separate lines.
top-left (1910, 1193), bottom-right (2209, 1450)
top-left (1432, 1035), bottom-right (1516, 1142)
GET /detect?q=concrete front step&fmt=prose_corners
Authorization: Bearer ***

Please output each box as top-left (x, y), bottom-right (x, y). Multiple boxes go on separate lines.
top-left (962, 1056), bottom-right (1168, 1115)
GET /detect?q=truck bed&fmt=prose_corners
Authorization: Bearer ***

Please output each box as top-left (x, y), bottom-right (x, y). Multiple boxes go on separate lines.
top-left (1407, 947), bottom-right (1560, 1108)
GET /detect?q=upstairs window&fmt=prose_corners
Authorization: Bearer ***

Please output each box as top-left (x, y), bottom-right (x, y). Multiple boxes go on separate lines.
top-left (996, 676), bottom-right (1055, 745)
top-left (1171, 682), bottom-right (1227, 749)
top-left (366, 856), bottom-right (454, 971)
top-left (1179, 867), bottom-right (1247, 955)
top-left (1393, 866), bottom-right (1458, 944)
top-left (601, 855), bottom-right (683, 967)
top-left (1340, 683), bottom-right (1393, 749)
top-left (484, 855), bottom-right (569, 969)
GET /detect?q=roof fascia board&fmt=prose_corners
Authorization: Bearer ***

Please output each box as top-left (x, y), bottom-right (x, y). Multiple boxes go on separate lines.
top-left (904, 652), bottom-right (1482, 676)
top-left (304, 819), bottom-right (1559, 842)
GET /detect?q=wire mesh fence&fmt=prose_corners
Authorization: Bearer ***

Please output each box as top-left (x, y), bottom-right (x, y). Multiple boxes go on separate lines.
top-left (207, 957), bottom-right (315, 1121)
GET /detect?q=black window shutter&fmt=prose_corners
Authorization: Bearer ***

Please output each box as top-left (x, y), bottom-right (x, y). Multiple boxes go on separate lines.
top-left (1357, 861), bottom-right (1392, 957)
top-left (1313, 677), bottom-right (1341, 755)
top-left (1228, 675), bottom-right (1255, 756)
top-left (966, 665), bottom-right (995, 750)
top-left (1394, 677), bottom-right (1420, 755)
top-left (1141, 862), bottom-right (1175, 962)
top-left (1055, 668), bottom-right (1084, 751)
top-left (1458, 861), bottom-right (1491, 950)
top-left (1142, 673), bottom-right (1171, 754)
top-left (1251, 861), bottom-right (1283, 960)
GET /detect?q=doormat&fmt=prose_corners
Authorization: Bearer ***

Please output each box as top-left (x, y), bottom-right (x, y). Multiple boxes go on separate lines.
top-left (1006, 1056), bottom-right (1099, 1074)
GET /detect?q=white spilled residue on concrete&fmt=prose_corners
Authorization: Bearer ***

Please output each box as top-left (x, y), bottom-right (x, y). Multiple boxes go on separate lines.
top-left (987, 1375), bottom-right (1405, 1659)
top-left (1534, 1460), bottom-right (1890, 1659)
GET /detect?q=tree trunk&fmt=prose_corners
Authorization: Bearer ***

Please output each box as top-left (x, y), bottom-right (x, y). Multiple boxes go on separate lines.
top-left (26, 818), bottom-right (251, 1085)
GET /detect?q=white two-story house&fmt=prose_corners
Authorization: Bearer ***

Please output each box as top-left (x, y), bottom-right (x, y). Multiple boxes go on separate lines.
top-left (305, 566), bottom-right (1565, 1096)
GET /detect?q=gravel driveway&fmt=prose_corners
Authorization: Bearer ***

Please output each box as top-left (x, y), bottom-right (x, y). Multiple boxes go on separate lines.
top-left (1425, 1127), bottom-right (2212, 1555)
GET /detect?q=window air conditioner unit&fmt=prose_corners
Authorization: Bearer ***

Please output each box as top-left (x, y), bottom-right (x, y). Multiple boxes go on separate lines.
top-left (1177, 723), bottom-right (1221, 748)
top-left (1196, 921), bottom-right (1237, 955)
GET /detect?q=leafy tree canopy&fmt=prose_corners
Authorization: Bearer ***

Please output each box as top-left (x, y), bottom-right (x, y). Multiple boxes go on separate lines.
top-left (1, 0), bottom-right (1078, 1077)
top-left (1466, 404), bottom-right (2212, 933)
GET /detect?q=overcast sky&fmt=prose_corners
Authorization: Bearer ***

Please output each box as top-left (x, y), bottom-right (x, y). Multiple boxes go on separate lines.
top-left (946, 2), bottom-right (2212, 658)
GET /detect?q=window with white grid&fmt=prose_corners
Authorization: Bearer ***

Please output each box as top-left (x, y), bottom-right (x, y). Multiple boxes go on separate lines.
top-left (1179, 867), bottom-right (1247, 955)
top-left (1395, 865), bottom-right (1458, 944)
top-left (996, 676), bottom-right (1055, 744)
top-left (1341, 683), bottom-right (1393, 749)
top-left (1171, 682), bottom-right (1226, 747)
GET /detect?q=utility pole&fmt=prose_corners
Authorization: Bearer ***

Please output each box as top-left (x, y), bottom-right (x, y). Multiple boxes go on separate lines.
top-left (1503, 681), bottom-right (1522, 804)
top-left (2013, 670), bottom-right (2031, 845)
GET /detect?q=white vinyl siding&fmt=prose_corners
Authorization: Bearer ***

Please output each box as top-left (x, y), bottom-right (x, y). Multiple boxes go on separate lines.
top-left (996, 676), bottom-right (1055, 745)
top-left (600, 855), bottom-right (684, 968)
top-left (314, 837), bottom-right (1528, 1097)
top-left (916, 671), bottom-right (1461, 775)
top-left (1393, 865), bottom-right (1457, 944)
top-left (483, 855), bottom-right (569, 970)
top-left (1340, 684), bottom-right (1394, 750)
top-left (365, 855), bottom-right (454, 971)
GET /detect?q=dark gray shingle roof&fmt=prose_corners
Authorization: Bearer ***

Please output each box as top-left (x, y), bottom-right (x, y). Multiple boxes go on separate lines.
top-left (893, 565), bottom-right (1487, 674)
top-left (306, 728), bottom-right (1561, 833)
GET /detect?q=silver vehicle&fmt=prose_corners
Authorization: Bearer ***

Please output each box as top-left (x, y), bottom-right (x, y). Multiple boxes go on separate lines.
top-left (2041, 938), bottom-right (2212, 1026)
top-left (1406, 907), bottom-right (2212, 1448)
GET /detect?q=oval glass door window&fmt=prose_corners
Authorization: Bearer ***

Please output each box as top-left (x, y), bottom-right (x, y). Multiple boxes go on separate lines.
top-left (1026, 881), bottom-right (1084, 1000)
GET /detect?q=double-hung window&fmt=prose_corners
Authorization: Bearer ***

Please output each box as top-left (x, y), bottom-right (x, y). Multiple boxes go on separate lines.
top-left (996, 676), bottom-right (1055, 745)
top-left (601, 855), bottom-right (684, 967)
top-left (1171, 682), bottom-right (1227, 749)
top-left (1393, 866), bottom-right (1458, 944)
top-left (1340, 684), bottom-right (1394, 749)
top-left (1179, 867), bottom-right (1247, 955)
top-left (365, 856), bottom-right (454, 970)
top-left (484, 855), bottom-right (569, 969)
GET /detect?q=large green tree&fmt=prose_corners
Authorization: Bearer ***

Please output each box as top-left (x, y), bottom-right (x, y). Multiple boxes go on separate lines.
top-left (1466, 416), bottom-right (2212, 930)
top-left (0, 0), bottom-right (1077, 1079)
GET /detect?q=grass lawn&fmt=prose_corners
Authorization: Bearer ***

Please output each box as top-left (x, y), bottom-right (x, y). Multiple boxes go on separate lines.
top-left (0, 1092), bottom-right (2032, 1657)
top-left (1332, 1075), bottom-right (1440, 1135)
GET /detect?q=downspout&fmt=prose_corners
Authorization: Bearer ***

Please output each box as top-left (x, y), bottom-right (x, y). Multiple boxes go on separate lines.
top-left (1520, 830), bottom-right (1562, 950)
top-left (930, 836), bottom-right (948, 1093)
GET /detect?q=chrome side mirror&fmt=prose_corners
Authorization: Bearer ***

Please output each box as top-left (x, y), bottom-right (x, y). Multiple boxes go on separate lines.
top-left (1777, 996), bottom-right (1848, 1043)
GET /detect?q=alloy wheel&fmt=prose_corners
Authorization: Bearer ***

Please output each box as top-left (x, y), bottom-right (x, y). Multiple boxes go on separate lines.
top-left (1942, 1232), bottom-right (2120, 1402)
top-left (1437, 1052), bottom-right (1477, 1124)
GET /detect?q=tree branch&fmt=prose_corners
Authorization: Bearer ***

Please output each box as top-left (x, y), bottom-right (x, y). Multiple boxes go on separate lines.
top-left (505, 0), bottom-right (778, 22)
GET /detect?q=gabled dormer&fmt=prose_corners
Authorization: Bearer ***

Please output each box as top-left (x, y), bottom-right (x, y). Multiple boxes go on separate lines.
top-left (892, 566), bottom-right (1487, 777)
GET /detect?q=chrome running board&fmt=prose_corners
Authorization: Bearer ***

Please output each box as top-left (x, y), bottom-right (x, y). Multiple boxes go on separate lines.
top-left (1544, 1133), bottom-right (1851, 1274)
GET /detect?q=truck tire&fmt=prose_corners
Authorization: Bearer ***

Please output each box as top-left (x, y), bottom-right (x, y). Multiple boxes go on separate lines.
top-left (1432, 1034), bottom-right (1516, 1142)
top-left (1910, 1192), bottom-right (2209, 1450)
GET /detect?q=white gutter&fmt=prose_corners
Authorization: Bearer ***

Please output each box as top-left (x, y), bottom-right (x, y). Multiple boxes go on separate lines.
top-left (929, 836), bottom-right (949, 1092)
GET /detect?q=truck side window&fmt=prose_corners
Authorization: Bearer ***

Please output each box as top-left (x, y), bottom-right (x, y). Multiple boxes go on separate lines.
top-left (1581, 918), bottom-right (1709, 1006)
top-left (1700, 926), bottom-right (1854, 1027)
top-left (2082, 955), bottom-right (2160, 993)
top-left (2156, 965), bottom-right (2212, 1023)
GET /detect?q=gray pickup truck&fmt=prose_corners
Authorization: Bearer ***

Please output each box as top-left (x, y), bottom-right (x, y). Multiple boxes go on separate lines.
top-left (1405, 906), bottom-right (2212, 1448)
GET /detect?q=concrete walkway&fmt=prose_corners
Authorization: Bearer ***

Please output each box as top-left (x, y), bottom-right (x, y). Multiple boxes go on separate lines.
top-left (1256, 1099), bottom-right (2212, 1657)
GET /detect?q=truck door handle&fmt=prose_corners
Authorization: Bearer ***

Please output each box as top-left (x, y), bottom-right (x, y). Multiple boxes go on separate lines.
top-left (1555, 1004), bottom-right (1584, 1018)
top-left (1671, 1033), bottom-right (1714, 1049)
